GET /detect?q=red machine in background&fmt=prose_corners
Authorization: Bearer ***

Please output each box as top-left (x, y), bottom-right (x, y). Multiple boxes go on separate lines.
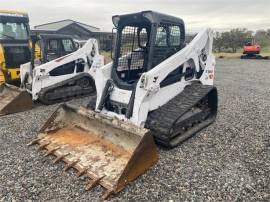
top-left (243, 39), bottom-right (261, 55)
top-left (241, 39), bottom-right (268, 59)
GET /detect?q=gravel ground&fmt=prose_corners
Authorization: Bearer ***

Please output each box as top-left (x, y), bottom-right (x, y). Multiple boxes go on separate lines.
top-left (0, 59), bottom-right (269, 201)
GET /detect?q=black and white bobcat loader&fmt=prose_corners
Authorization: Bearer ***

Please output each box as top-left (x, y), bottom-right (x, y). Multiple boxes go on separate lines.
top-left (29, 11), bottom-right (218, 200)
top-left (0, 37), bottom-right (104, 116)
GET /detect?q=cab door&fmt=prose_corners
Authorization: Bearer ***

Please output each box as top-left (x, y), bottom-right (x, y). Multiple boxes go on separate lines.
top-left (60, 38), bottom-right (76, 56)
top-left (43, 38), bottom-right (76, 63)
top-left (44, 39), bottom-right (61, 62)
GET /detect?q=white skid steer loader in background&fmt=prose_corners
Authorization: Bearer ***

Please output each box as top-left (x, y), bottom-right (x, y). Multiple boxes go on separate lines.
top-left (20, 38), bottom-right (103, 104)
top-left (0, 38), bottom-right (104, 116)
top-left (29, 11), bottom-right (218, 200)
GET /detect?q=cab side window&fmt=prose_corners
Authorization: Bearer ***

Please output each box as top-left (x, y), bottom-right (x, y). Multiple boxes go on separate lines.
top-left (45, 39), bottom-right (60, 61)
top-left (155, 26), bottom-right (168, 47)
top-left (169, 26), bottom-right (181, 46)
top-left (62, 39), bottom-right (75, 53)
top-left (46, 39), bottom-right (59, 54)
top-left (152, 24), bottom-right (183, 69)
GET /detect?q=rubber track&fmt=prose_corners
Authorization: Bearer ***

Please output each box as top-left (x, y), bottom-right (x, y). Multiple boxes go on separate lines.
top-left (145, 82), bottom-right (216, 146)
top-left (38, 74), bottom-right (96, 105)
top-left (40, 85), bottom-right (95, 105)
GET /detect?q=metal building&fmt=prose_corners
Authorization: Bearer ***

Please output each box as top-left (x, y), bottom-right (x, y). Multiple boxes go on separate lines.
top-left (33, 19), bottom-right (112, 51)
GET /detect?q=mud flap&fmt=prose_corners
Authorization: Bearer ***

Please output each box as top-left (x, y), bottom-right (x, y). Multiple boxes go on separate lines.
top-left (28, 103), bottom-right (159, 199)
top-left (0, 84), bottom-right (33, 116)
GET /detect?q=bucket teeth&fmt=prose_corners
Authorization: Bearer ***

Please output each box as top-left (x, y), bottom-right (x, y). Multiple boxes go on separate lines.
top-left (64, 160), bottom-right (80, 172)
top-left (76, 168), bottom-right (88, 177)
top-left (85, 176), bottom-right (105, 191)
top-left (27, 138), bottom-right (41, 146)
top-left (100, 189), bottom-right (113, 200)
top-left (43, 147), bottom-right (60, 157)
top-left (38, 142), bottom-right (50, 151)
top-left (28, 103), bottom-right (159, 200)
top-left (53, 153), bottom-right (70, 164)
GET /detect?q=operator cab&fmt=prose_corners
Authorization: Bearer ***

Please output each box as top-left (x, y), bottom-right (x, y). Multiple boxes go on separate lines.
top-left (111, 11), bottom-right (185, 90)
top-left (30, 33), bottom-right (77, 66)
top-left (0, 11), bottom-right (31, 71)
top-left (0, 12), bottom-right (29, 41)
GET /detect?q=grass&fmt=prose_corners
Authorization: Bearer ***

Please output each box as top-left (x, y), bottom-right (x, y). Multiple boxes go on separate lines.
top-left (261, 46), bottom-right (270, 53)
top-left (215, 52), bottom-right (242, 59)
top-left (215, 46), bottom-right (270, 59)
top-left (215, 52), bottom-right (270, 59)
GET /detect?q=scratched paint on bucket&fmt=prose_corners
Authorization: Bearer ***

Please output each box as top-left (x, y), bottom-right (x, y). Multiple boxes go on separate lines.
top-left (42, 126), bottom-right (133, 184)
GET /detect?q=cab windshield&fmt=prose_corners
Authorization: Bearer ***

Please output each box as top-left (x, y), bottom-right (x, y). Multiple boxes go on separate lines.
top-left (0, 22), bottom-right (28, 40)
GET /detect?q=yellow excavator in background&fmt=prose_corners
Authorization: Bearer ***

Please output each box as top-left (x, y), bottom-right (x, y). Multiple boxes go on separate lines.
top-left (0, 10), bottom-right (31, 85)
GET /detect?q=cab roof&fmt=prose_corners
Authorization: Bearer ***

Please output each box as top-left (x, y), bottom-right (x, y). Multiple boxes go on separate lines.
top-left (112, 10), bottom-right (184, 28)
top-left (0, 10), bottom-right (28, 18)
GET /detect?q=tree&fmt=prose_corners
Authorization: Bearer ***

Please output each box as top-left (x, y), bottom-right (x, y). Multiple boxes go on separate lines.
top-left (255, 30), bottom-right (270, 47)
top-left (228, 28), bottom-right (252, 53)
top-left (213, 28), bottom-right (264, 53)
top-left (267, 29), bottom-right (270, 37)
top-left (213, 32), bottom-right (223, 52)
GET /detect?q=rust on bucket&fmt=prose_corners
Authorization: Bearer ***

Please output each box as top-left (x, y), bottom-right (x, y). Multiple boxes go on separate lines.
top-left (29, 104), bottom-right (159, 199)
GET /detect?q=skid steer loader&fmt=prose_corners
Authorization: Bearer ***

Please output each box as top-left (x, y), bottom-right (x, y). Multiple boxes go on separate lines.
top-left (29, 11), bottom-right (218, 199)
top-left (0, 37), bottom-right (104, 116)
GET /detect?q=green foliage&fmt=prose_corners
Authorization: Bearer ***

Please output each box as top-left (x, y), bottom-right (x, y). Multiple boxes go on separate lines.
top-left (254, 30), bottom-right (270, 48)
top-left (213, 28), bottom-right (270, 53)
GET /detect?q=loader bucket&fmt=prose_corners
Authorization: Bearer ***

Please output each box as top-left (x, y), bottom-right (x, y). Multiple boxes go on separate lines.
top-left (28, 103), bottom-right (159, 199)
top-left (0, 84), bottom-right (33, 116)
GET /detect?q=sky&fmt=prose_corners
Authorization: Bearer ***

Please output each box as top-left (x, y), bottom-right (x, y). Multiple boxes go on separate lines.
top-left (1, 0), bottom-right (270, 33)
